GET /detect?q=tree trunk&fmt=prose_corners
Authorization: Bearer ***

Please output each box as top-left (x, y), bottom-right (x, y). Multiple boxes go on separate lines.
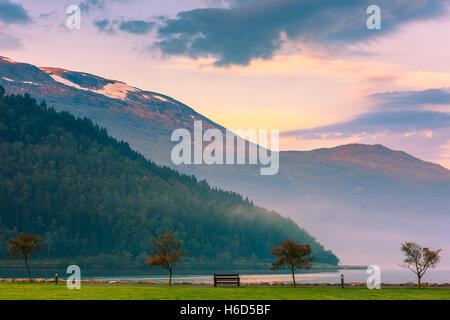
top-left (417, 274), bottom-right (421, 289)
top-left (24, 257), bottom-right (32, 283)
top-left (291, 267), bottom-right (296, 288)
top-left (169, 269), bottom-right (173, 287)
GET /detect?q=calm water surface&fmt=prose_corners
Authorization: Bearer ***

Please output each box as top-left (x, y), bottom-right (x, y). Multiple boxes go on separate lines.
top-left (1, 267), bottom-right (449, 284)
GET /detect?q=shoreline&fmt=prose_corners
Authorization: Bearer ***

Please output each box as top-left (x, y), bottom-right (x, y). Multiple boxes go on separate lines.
top-left (0, 263), bottom-right (358, 270)
top-left (2, 278), bottom-right (449, 288)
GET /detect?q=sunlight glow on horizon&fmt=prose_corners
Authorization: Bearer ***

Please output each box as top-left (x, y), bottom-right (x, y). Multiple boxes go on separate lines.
top-left (1, 0), bottom-right (449, 168)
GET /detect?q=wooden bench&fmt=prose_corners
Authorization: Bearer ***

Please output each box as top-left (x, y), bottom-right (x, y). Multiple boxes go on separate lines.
top-left (214, 274), bottom-right (240, 287)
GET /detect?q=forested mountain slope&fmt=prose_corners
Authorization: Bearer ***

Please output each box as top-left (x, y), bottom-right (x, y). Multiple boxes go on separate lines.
top-left (0, 88), bottom-right (338, 266)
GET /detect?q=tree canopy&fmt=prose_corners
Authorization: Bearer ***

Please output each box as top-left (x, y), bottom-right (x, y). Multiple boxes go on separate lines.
top-left (8, 233), bottom-right (44, 281)
top-left (147, 232), bottom-right (187, 286)
top-left (271, 239), bottom-right (314, 287)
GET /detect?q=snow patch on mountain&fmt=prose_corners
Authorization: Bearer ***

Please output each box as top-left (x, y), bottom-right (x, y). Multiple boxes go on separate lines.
top-left (96, 82), bottom-right (139, 100)
top-left (22, 81), bottom-right (41, 86)
top-left (49, 74), bottom-right (87, 91)
top-left (48, 73), bottom-right (138, 101)
top-left (1, 76), bottom-right (42, 86)
top-left (153, 95), bottom-right (169, 102)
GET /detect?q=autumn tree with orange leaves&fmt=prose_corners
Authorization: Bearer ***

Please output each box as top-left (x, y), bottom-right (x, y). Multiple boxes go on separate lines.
top-left (8, 234), bottom-right (44, 282)
top-left (271, 239), bottom-right (314, 287)
top-left (399, 241), bottom-right (441, 289)
top-left (146, 232), bottom-right (187, 286)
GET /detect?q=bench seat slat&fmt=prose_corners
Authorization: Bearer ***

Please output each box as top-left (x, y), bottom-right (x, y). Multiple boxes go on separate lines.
top-left (214, 274), bottom-right (240, 287)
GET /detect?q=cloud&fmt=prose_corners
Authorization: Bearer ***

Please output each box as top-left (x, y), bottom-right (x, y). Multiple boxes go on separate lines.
top-left (38, 11), bottom-right (56, 20)
top-left (155, 0), bottom-right (449, 66)
top-left (204, 0), bottom-right (258, 8)
top-left (282, 111), bottom-right (450, 139)
top-left (94, 18), bottom-right (155, 35)
top-left (79, 0), bottom-right (105, 12)
top-left (369, 88), bottom-right (450, 110)
top-left (282, 86), bottom-right (450, 140)
top-left (0, 0), bottom-right (31, 24)
top-left (119, 20), bottom-right (155, 35)
top-left (93, 18), bottom-right (114, 33)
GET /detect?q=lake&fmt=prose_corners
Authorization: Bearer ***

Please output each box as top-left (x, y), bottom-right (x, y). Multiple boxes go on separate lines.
top-left (1, 267), bottom-right (449, 284)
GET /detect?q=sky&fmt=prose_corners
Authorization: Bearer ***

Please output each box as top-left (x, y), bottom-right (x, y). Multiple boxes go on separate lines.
top-left (1, 0), bottom-right (450, 168)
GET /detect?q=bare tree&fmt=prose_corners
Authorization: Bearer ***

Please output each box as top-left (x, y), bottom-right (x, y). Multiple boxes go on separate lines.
top-left (399, 241), bottom-right (441, 289)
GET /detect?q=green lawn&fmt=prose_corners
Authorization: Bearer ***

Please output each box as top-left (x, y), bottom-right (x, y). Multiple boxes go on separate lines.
top-left (0, 283), bottom-right (449, 300)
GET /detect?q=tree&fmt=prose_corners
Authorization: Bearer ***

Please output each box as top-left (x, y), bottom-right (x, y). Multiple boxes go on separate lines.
top-left (271, 239), bottom-right (314, 287)
top-left (8, 234), bottom-right (45, 282)
top-left (399, 241), bottom-right (441, 289)
top-left (146, 232), bottom-right (187, 286)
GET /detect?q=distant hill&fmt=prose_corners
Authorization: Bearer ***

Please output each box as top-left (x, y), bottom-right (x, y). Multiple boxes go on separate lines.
top-left (0, 87), bottom-right (339, 266)
top-left (185, 144), bottom-right (450, 265)
top-left (1, 56), bottom-right (449, 266)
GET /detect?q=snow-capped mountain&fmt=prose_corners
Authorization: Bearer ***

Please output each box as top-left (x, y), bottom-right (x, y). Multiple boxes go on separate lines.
top-left (1, 56), bottom-right (449, 266)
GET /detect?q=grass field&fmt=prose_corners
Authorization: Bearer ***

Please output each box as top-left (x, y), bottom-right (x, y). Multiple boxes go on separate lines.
top-left (0, 283), bottom-right (449, 300)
